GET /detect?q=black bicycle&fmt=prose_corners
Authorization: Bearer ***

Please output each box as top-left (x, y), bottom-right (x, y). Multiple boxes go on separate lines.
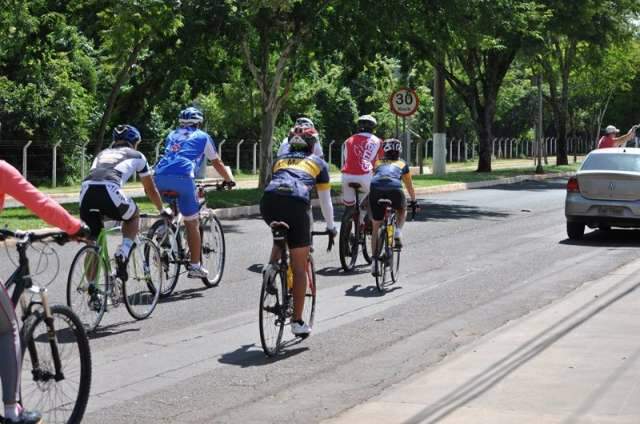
top-left (259, 223), bottom-right (334, 356)
top-left (147, 180), bottom-right (231, 297)
top-left (338, 182), bottom-right (372, 271)
top-left (1, 229), bottom-right (92, 424)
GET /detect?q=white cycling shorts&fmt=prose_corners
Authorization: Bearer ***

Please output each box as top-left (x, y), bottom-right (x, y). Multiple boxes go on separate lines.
top-left (341, 173), bottom-right (372, 206)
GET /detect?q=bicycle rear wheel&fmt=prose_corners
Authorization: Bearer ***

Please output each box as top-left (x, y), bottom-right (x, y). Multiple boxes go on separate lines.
top-left (21, 305), bottom-right (92, 424)
top-left (123, 238), bottom-right (162, 320)
top-left (200, 213), bottom-right (225, 287)
top-left (147, 220), bottom-right (180, 297)
top-left (375, 226), bottom-right (390, 292)
top-left (259, 269), bottom-right (286, 356)
top-left (390, 222), bottom-right (401, 284)
top-left (339, 207), bottom-right (359, 272)
top-left (303, 256), bottom-right (317, 328)
top-left (66, 245), bottom-right (108, 332)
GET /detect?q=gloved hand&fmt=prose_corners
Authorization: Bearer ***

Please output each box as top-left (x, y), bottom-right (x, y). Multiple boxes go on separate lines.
top-left (223, 180), bottom-right (236, 189)
top-left (160, 207), bottom-right (174, 219)
top-left (326, 226), bottom-right (338, 238)
top-left (70, 223), bottom-right (91, 241)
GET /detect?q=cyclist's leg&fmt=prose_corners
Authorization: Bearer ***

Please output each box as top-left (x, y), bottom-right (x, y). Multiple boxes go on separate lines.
top-left (0, 282), bottom-right (22, 419)
top-left (285, 200), bottom-right (312, 324)
top-left (259, 194), bottom-right (283, 265)
top-left (392, 190), bottom-right (407, 242)
top-left (106, 185), bottom-right (139, 258)
top-left (341, 173), bottom-right (356, 207)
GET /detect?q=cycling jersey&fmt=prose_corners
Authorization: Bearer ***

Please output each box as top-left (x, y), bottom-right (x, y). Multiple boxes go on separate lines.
top-left (341, 132), bottom-right (382, 175)
top-left (154, 127), bottom-right (218, 178)
top-left (371, 159), bottom-right (410, 190)
top-left (84, 146), bottom-right (150, 186)
top-left (265, 152), bottom-right (330, 203)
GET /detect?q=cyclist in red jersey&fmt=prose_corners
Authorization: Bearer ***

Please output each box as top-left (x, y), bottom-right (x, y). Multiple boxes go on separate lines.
top-left (0, 160), bottom-right (87, 424)
top-left (341, 115), bottom-right (382, 209)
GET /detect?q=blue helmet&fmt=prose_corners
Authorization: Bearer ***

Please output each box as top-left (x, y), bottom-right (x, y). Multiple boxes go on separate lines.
top-left (112, 124), bottom-right (141, 146)
top-left (179, 107), bottom-right (204, 127)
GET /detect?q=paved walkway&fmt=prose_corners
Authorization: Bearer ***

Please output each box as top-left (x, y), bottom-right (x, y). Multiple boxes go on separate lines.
top-left (325, 258), bottom-right (640, 423)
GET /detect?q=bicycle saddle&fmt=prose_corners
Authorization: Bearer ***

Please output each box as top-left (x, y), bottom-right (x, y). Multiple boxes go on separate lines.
top-left (348, 182), bottom-right (362, 189)
top-left (269, 221), bottom-right (290, 230)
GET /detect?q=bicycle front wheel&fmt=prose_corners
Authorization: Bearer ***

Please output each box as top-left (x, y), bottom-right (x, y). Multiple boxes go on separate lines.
top-left (147, 220), bottom-right (181, 297)
top-left (339, 207), bottom-right (359, 272)
top-left (123, 237), bottom-right (162, 320)
top-left (259, 269), bottom-right (286, 356)
top-left (200, 213), bottom-right (225, 287)
top-left (21, 304), bottom-right (92, 424)
top-left (66, 245), bottom-right (108, 332)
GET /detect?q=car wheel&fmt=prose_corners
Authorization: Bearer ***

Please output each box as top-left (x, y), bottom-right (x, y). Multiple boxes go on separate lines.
top-left (567, 222), bottom-right (585, 240)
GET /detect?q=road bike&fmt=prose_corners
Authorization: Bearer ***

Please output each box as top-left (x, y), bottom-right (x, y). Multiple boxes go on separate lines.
top-left (146, 180), bottom-right (230, 297)
top-left (338, 182), bottom-right (372, 271)
top-left (0, 229), bottom-right (91, 424)
top-left (373, 200), bottom-right (418, 292)
top-left (66, 220), bottom-right (163, 332)
top-left (259, 223), bottom-right (334, 356)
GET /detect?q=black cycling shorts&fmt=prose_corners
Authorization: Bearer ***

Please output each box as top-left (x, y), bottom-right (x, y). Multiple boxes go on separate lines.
top-left (79, 184), bottom-right (138, 238)
top-left (260, 192), bottom-right (311, 248)
top-left (369, 186), bottom-right (406, 221)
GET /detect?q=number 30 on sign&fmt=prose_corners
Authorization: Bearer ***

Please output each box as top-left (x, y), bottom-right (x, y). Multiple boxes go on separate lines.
top-left (389, 88), bottom-right (419, 117)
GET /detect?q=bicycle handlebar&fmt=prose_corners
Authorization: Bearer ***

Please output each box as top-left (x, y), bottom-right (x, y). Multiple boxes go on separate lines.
top-left (0, 229), bottom-right (70, 245)
top-left (311, 230), bottom-right (335, 252)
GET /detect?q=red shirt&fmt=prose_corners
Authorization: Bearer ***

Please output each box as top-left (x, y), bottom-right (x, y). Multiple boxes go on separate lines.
top-left (0, 160), bottom-right (81, 234)
top-left (597, 135), bottom-right (617, 149)
top-left (341, 133), bottom-right (382, 175)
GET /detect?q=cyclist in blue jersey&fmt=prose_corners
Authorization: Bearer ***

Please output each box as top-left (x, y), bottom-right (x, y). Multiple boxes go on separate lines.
top-left (154, 107), bottom-right (235, 278)
top-left (260, 125), bottom-right (336, 337)
top-left (368, 138), bottom-right (417, 276)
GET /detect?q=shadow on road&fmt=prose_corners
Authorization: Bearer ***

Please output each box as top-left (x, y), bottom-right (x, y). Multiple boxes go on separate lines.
top-left (410, 202), bottom-right (511, 223)
top-left (218, 343), bottom-right (308, 368)
top-left (316, 265), bottom-right (369, 277)
top-left (560, 228), bottom-right (640, 247)
top-left (475, 179), bottom-right (568, 192)
top-left (247, 263), bottom-right (264, 274)
top-left (403, 275), bottom-right (640, 424)
top-left (89, 320), bottom-right (140, 340)
top-left (159, 287), bottom-right (207, 304)
top-left (344, 284), bottom-right (401, 297)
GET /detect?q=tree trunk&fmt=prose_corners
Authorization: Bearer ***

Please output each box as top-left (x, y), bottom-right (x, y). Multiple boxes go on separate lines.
top-left (475, 104), bottom-right (495, 172)
top-left (258, 107), bottom-right (277, 188)
top-left (93, 41), bottom-right (146, 153)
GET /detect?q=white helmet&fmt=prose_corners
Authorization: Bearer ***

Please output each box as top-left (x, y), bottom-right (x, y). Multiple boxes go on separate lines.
top-left (605, 125), bottom-right (620, 134)
top-left (357, 114), bottom-right (377, 132)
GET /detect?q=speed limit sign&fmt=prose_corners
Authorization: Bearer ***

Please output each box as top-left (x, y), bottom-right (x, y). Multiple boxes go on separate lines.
top-left (389, 88), bottom-right (419, 117)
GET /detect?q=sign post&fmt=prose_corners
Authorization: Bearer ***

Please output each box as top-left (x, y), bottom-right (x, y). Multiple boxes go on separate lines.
top-left (389, 88), bottom-right (419, 164)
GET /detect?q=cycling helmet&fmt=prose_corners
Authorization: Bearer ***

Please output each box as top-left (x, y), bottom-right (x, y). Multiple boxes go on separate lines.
top-left (295, 117), bottom-right (315, 128)
top-left (357, 114), bottom-right (377, 132)
top-left (382, 138), bottom-right (402, 159)
top-left (288, 125), bottom-right (319, 154)
top-left (112, 124), bottom-right (141, 146)
top-left (179, 107), bottom-right (204, 126)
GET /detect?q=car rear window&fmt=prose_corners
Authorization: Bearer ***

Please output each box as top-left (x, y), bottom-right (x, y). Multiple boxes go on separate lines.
top-left (581, 153), bottom-right (640, 172)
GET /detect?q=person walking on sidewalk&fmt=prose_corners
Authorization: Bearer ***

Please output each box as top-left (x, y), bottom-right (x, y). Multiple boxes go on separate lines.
top-left (597, 124), bottom-right (638, 148)
top-left (0, 160), bottom-right (88, 424)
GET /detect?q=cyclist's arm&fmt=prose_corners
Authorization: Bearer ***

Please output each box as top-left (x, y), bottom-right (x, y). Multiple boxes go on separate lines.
top-left (316, 161), bottom-right (335, 230)
top-left (0, 160), bottom-right (82, 234)
top-left (277, 138), bottom-right (289, 157)
top-left (141, 175), bottom-right (164, 212)
top-left (402, 173), bottom-right (416, 202)
top-left (204, 139), bottom-right (234, 182)
top-left (614, 126), bottom-right (638, 144)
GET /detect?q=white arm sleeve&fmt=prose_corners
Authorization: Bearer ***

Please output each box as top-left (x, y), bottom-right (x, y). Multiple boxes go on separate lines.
top-left (318, 188), bottom-right (335, 230)
top-left (277, 138), bottom-right (289, 157)
top-left (204, 140), bottom-right (218, 161)
top-left (314, 141), bottom-right (324, 158)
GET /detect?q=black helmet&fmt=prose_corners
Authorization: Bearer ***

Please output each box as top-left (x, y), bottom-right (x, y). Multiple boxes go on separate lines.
top-left (382, 138), bottom-right (402, 159)
top-left (357, 114), bottom-right (377, 132)
top-left (112, 124), bottom-right (141, 147)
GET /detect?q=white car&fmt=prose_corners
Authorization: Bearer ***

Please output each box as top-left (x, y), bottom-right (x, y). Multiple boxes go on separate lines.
top-left (565, 147), bottom-right (640, 239)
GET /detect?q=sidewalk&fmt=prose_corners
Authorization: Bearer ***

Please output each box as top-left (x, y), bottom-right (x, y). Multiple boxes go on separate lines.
top-left (325, 258), bottom-right (640, 424)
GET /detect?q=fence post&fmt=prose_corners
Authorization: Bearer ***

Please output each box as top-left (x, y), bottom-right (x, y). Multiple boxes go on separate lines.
top-left (448, 139), bottom-right (453, 162)
top-left (340, 141), bottom-right (346, 168)
top-left (236, 139), bottom-right (245, 173)
top-left (252, 141), bottom-right (258, 174)
top-left (328, 140), bottom-right (336, 167)
top-left (52, 141), bottom-right (62, 188)
top-left (22, 140), bottom-right (32, 178)
top-left (218, 139), bottom-right (226, 161)
top-left (155, 140), bottom-right (164, 163)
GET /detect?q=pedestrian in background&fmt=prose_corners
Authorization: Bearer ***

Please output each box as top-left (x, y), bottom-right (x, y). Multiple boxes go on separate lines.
top-left (597, 124), bottom-right (638, 149)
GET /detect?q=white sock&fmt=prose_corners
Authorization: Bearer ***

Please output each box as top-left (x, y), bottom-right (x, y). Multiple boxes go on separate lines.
top-left (190, 262), bottom-right (201, 269)
top-left (119, 238), bottom-right (134, 257)
top-left (5, 403), bottom-right (20, 420)
top-left (394, 228), bottom-right (402, 238)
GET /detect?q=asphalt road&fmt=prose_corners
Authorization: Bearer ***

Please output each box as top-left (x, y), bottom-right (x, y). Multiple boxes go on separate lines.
top-left (2, 178), bottom-right (639, 423)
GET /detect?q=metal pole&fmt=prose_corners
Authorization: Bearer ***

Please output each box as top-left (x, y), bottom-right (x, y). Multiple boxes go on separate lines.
top-left (236, 139), bottom-right (245, 172)
top-left (218, 139), bottom-right (226, 161)
top-left (341, 141), bottom-right (346, 168)
top-left (252, 141), bottom-right (258, 174)
top-left (328, 140), bottom-right (336, 167)
top-left (433, 62), bottom-right (447, 176)
top-left (536, 75), bottom-right (544, 173)
top-left (52, 141), bottom-right (62, 188)
top-left (155, 140), bottom-right (164, 163)
top-left (457, 139), bottom-right (461, 162)
top-left (22, 140), bottom-right (32, 178)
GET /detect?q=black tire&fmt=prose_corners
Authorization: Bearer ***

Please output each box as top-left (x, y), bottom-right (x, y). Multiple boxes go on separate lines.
top-left (567, 221), bottom-right (585, 240)
top-left (200, 213), bottom-right (226, 287)
top-left (123, 238), bottom-right (161, 320)
top-left (66, 245), bottom-right (108, 333)
top-left (147, 220), bottom-right (181, 297)
top-left (375, 226), bottom-right (389, 292)
top-left (259, 269), bottom-right (286, 356)
top-left (21, 305), bottom-right (92, 424)
top-left (303, 256), bottom-right (317, 328)
top-left (339, 207), bottom-right (359, 272)
top-left (390, 217), bottom-right (401, 284)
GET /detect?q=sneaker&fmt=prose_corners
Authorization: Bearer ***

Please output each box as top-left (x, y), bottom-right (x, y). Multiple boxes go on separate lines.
top-left (188, 264), bottom-right (209, 279)
top-left (291, 320), bottom-right (311, 338)
top-left (114, 253), bottom-right (128, 282)
top-left (5, 410), bottom-right (43, 424)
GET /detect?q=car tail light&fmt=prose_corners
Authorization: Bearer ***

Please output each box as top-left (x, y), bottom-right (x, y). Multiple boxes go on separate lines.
top-left (567, 177), bottom-right (580, 193)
